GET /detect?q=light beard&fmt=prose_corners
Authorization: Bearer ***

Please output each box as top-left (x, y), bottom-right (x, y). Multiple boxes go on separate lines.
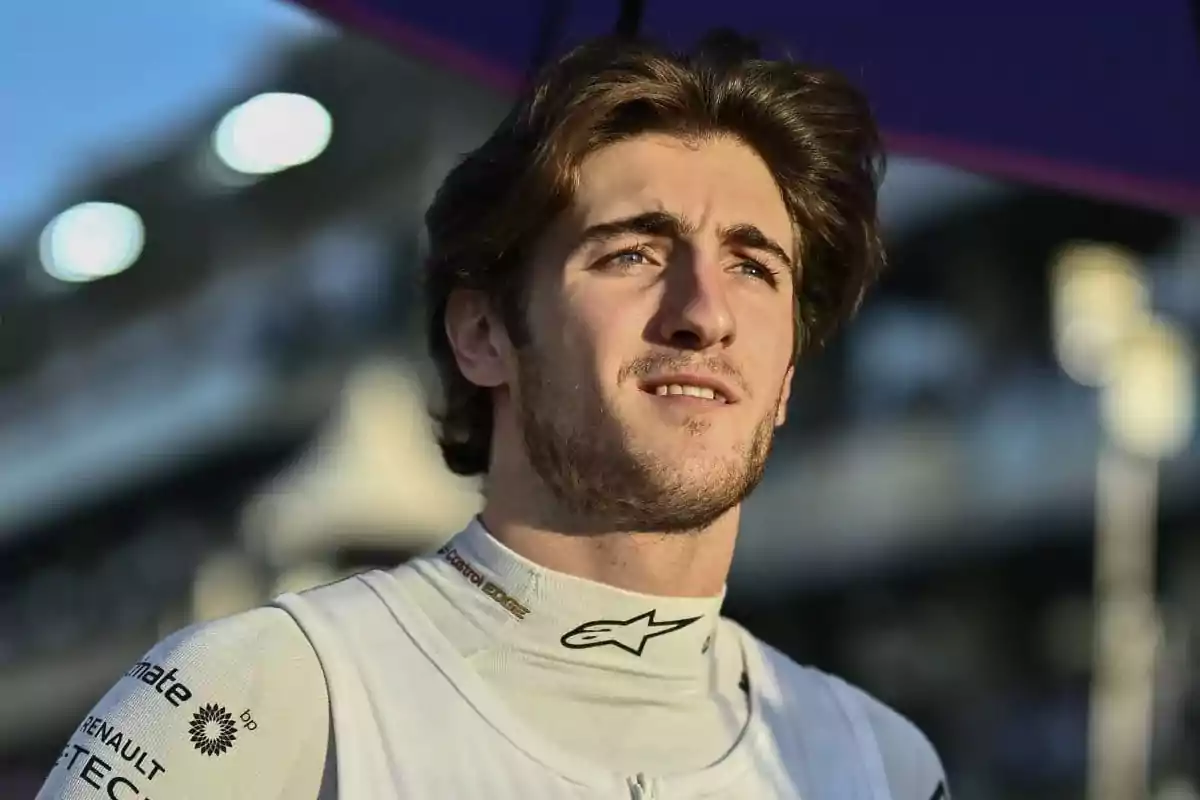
top-left (515, 346), bottom-right (778, 535)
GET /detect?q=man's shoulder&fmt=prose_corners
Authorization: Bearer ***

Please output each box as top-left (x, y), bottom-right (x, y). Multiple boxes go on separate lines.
top-left (35, 607), bottom-right (329, 800)
top-left (726, 620), bottom-right (949, 800)
top-left (96, 604), bottom-right (325, 716)
top-left (123, 605), bottom-right (327, 705)
top-left (844, 681), bottom-right (949, 800)
top-left (161, 604), bottom-right (316, 663)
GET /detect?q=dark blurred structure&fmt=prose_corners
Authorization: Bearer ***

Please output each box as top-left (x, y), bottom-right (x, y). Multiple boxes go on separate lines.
top-left (0, 18), bottom-right (1198, 800)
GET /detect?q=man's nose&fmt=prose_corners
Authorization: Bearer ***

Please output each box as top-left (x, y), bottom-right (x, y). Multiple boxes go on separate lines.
top-left (653, 253), bottom-right (736, 351)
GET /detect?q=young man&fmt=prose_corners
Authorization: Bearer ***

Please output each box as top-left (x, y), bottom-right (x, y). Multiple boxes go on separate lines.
top-left (37, 32), bottom-right (948, 800)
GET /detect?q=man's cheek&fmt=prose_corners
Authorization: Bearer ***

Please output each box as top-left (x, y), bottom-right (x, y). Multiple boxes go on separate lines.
top-left (562, 319), bottom-right (612, 374)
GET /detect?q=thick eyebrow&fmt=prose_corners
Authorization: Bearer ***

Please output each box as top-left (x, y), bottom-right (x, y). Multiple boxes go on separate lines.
top-left (574, 210), bottom-right (794, 271)
top-left (720, 222), bottom-right (795, 272)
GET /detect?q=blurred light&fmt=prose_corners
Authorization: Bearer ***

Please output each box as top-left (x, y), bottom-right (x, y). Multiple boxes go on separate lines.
top-left (38, 201), bottom-right (145, 283)
top-left (1100, 318), bottom-right (1195, 459)
top-left (1052, 242), bottom-right (1150, 387)
top-left (194, 145), bottom-right (264, 192)
top-left (213, 92), bottom-right (332, 176)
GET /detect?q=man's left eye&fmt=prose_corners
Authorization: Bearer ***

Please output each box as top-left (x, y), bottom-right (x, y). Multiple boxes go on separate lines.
top-left (737, 261), bottom-right (777, 284)
top-left (601, 247), bottom-right (655, 269)
top-left (613, 251), bottom-right (649, 265)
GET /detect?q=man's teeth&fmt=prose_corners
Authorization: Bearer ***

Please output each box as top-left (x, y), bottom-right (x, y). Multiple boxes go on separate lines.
top-left (653, 384), bottom-right (725, 402)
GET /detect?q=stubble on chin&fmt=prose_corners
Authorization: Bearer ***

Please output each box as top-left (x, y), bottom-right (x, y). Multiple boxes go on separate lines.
top-left (514, 349), bottom-right (777, 535)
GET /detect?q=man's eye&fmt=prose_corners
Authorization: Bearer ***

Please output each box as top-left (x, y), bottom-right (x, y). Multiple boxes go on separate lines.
top-left (737, 260), bottom-right (779, 285)
top-left (604, 247), bottom-right (654, 267)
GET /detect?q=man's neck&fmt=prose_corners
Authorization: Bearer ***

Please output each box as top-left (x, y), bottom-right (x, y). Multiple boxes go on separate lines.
top-left (477, 506), bottom-right (739, 597)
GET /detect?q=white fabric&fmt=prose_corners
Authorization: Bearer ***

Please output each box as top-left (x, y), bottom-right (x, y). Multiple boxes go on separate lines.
top-left (279, 568), bottom-right (896, 798)
top-left (35, 522), bottom-right (947, 799)
top-left (34, 606), bottom-right (331, 800)
top-left (394, 520), bottom-right (748, 775)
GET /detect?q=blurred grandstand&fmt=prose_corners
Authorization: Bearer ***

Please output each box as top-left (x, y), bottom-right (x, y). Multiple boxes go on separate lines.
top-left (0, 5), bottom-right (1198, 799)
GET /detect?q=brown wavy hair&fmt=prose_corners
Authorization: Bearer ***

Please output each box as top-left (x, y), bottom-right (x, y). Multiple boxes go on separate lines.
top-left (424, 31), bottom-right (886, 476)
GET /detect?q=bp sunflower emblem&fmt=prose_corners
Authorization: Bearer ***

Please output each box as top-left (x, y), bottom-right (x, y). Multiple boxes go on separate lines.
top-left (188, 703), bottom-right (237, 756)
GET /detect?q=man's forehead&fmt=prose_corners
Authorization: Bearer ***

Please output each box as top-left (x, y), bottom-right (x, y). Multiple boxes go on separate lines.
top-left (571, 168), bottom-right (666, 220)
top-left (570, 137), bottom-right (795, 250)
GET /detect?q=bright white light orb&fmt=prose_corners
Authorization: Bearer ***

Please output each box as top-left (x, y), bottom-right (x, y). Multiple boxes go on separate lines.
top-left (1101, 318), bottom-right (1195, 460)
top-left (213, 92), bottom-right (333, 176)
top-left (39, 202), bottom-right (145, 283)
top-left (1051, 242), bottom-right (1150, 387)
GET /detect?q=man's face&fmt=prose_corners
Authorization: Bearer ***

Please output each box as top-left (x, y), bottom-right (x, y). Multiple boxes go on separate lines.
top-left (502, 133), bottom-right (796, 532)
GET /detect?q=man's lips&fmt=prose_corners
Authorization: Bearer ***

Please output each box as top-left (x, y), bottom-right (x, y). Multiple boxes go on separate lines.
top-left (638, 373), bottom-right (740, 404)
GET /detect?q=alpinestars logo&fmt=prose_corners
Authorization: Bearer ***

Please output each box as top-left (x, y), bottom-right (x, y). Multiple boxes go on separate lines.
top-left (189, 704), bottom-right (237, 756)
top-left (561, 610), bottom-right (701, 656)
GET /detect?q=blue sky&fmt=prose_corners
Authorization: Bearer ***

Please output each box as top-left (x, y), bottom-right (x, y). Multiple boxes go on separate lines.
top-left (0, 0), bottom-right (325, 246)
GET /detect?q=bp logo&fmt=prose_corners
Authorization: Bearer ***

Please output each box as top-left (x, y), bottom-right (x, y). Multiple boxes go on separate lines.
top-left (189, 703), bottom-right (237, 756)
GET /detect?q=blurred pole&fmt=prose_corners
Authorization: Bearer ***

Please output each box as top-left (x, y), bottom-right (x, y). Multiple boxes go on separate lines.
top-left (1088, 442), bottom-right (1159, 800)
top-left (1088, 318), bottom-right (1195, 800)
top-left (1050, 243), bottom-right (1195, 800)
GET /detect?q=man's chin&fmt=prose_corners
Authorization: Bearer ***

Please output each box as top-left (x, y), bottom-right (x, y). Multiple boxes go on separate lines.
top-left (628, 431), bottom-right (742, 468)
top-left (632, 460), bottom-right (756, 503)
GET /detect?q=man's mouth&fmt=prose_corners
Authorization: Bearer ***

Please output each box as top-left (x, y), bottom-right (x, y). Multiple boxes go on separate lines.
top-left (639, 374), bottom-right (738, 404)
top-left (648, 383), bottom-right (729, 403)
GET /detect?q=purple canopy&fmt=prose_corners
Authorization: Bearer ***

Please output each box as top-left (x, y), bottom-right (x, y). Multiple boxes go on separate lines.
top-left (297, 0), bottom-right (1200, 216)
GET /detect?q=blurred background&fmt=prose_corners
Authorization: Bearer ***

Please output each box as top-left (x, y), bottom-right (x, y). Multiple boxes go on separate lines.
top-left (1, 1), bottom-right (1198, 798)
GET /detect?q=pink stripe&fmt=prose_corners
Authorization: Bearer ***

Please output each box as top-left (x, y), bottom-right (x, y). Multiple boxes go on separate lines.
top-left (886, 131), bottom-right (1200, 216)
top-left (298, 0), bottom-right (1200, 217)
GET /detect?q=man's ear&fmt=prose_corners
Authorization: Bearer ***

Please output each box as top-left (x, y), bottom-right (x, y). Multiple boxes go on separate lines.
top-left (443, 289), bottom-right (510, 388)
top-left (774, 366), bottom-right (794, 427)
